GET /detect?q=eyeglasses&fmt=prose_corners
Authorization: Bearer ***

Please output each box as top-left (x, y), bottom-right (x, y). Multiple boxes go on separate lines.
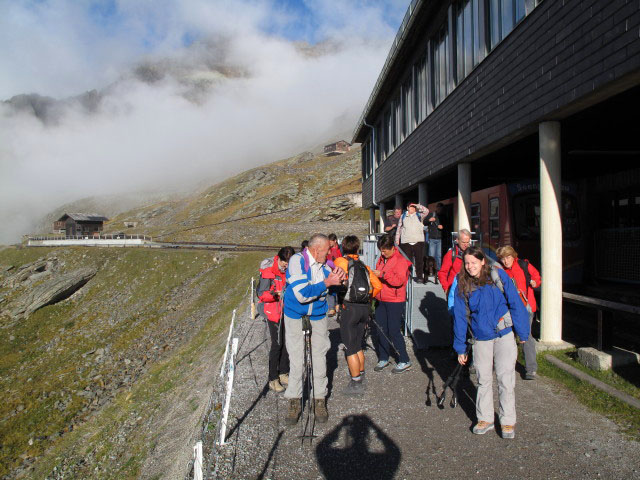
top-left (458, 240), bottom-right (471, 246)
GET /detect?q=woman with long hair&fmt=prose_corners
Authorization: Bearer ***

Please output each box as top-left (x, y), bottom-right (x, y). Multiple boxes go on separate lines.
top-left (452, 246), bottom-right (530, 439)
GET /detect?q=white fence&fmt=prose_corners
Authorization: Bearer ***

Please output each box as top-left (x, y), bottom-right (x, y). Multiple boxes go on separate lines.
top-left (26, 234), bottom-right (153, 247)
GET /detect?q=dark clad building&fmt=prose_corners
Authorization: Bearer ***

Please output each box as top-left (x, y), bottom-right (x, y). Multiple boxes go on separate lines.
top-left (353, 0), bottom-right (640, 346)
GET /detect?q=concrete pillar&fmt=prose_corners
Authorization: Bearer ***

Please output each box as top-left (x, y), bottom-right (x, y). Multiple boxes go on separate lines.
top-left (418, 182), bottom-right (428, 206)
top-left (378, 202), bottom-right (386, 233)
top-left (369, 207), bottom-right (376, 234)
top-left (395, 194), bottom-right (403, 210)
top-left (457, 163), bottom-right (471, 231)
top-left (539, 121), bottom-right (564, 345)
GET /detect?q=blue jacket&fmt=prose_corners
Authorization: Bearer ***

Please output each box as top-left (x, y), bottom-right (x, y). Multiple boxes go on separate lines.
top-left (283, 251), bottom-right (331, 320)
top-left (452, 269), bottom-right (530, 355)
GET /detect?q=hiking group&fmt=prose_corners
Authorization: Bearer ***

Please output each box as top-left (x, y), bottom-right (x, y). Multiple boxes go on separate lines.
top-left (256, 212), bottom-right (541, 439)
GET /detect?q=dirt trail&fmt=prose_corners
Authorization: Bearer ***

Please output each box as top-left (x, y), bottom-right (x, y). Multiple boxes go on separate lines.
top-left (209, 308), bottom-right (640, 479)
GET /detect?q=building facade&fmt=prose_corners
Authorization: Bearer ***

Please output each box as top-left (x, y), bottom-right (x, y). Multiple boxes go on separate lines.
top-left (353, 0), bottom-right (640, 345)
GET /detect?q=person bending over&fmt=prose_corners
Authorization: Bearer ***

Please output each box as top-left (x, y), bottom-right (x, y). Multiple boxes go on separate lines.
top-left (257, 246), bottom-right (296, 392)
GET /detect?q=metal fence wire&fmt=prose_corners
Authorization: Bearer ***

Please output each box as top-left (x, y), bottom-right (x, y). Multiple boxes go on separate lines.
top-left (594, 227), bottom-right (640, 284)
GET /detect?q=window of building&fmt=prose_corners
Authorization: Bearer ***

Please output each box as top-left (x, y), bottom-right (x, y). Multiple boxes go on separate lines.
top-left (402, 76), bottom-right (413, 139)
top-left (393, 93), bottom-right (401, 148)
top-left (375, 121), bottom-right (382, 166)
top-left (432, 25), bottom-right (450, 108)
top-left (456, 0), bottom-right (479, 82)
top-left (490, 0), bottom-right (528, 49)
top-left (413, 56), bottom-right (427, 126)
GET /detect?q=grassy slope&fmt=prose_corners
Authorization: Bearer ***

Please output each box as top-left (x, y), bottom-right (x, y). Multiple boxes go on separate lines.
top-left (0, 247), bottom-right (264, 477)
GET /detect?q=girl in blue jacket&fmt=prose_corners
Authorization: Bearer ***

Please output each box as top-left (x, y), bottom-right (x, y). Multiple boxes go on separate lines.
top-left (453, 246), bottom-right (530, 439)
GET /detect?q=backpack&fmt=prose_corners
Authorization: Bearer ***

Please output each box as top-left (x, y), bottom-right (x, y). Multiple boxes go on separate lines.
top-left (517, 259), bottom-right (531, 293)
top-left (344, 258), bottom-right (371, 304)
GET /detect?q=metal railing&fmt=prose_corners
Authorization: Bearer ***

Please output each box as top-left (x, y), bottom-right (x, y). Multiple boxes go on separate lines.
top-left (562, 292), bottom-right (640, 351)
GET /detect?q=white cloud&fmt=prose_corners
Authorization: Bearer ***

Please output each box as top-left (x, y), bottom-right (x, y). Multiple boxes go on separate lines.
top-left (0, 0), bottom-right (406, 243)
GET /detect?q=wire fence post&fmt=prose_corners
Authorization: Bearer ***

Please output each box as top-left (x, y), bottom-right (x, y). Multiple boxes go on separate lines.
top-left (220, 310), bottom-right (236, 378)
top-left (193, 441), bottom-right (203, 480)
top-left (250, 277), bottom-right (256, 319)
top-left (218, 337), bottom-right (238, 446)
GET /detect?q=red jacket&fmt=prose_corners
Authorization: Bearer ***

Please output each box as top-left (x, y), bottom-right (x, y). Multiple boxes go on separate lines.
top-left (503, 258), bottom-right (541, 312)
top-left (257, 256), bottom-right (287, 322)
top-left (327, 245), bottom-right (341, 262)
top-left (438, 246), bottom-right (464, 294)
top-left (375, 248), bottom-right (412, 303)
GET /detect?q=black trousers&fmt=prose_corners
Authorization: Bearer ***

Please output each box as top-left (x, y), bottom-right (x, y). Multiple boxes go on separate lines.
top-left (400, 242), bottom-right (425, 281)
top-left (339, 302), bottom-right (369, 356)
top-left (267, 320), bottom-right (289, 381)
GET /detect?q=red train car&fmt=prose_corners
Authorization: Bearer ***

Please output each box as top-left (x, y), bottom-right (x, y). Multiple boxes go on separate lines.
top-left (428, 180), bottom-right (583, 283)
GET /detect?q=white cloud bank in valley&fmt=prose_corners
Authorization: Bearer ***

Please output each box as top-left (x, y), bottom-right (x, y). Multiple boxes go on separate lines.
top-left (0, 0), bottom-right (405, 243)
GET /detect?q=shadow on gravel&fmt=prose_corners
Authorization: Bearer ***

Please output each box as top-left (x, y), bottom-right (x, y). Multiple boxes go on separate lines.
top-left (413, 347), bottom-right (477, 423)
top-left (257, 430), bottom-right (284, 480)
top-left (224, 383), bottom-right (270, 441)
top-left (315, 414), bottom-right (400, 480)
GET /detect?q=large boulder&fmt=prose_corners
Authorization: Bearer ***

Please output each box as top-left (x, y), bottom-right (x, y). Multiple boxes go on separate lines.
top-left (10, 267), bottom-right (97, 319)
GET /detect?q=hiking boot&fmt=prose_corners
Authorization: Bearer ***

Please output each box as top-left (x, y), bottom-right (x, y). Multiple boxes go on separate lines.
top-left (285, 398), bottom-right (301, 426)
top-left (501, 425), bottom-right (515, 439)
top-left (524, 371), bottom-right (536, 381)
top-left (374, 360), bottom-right (389, 372)
top-left (392, 362), bottom-right (412, 374)
top-left (472, 421), bottom-right (494, 435)
top-left (314, 399), bottom-right (328, 423)
top-left (279, 373), bottom-right (289, 386)
top-left (268, 379), bottom-right (285, 393)
top-left (343, 379), bottom-right (364, 396)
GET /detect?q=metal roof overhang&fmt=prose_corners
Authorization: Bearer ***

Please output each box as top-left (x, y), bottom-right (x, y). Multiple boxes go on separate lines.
top-left (352, 0), bottom-right (443, 144)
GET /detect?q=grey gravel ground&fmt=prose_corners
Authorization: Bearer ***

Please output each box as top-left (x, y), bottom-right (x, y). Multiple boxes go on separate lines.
top-left (210, 308), bottom-right (640, 480)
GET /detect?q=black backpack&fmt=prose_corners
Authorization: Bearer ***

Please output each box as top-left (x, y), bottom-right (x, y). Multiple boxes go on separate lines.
top-left (344, 258), bottom-right (371, 304)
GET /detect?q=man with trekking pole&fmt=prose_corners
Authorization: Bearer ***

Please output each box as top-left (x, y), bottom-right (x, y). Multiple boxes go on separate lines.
top-left (283, 234), bottom-right (345, 425)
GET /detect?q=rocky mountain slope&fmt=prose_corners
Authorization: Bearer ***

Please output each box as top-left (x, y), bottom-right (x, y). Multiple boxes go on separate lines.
top-left (0, 145), bottom-right (367, 479)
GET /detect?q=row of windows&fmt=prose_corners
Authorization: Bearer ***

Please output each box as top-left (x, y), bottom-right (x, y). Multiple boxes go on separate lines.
top-left (362, 0), bottom-right (540, 179)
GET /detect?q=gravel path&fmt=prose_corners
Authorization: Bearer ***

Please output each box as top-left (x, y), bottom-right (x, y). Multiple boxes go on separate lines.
top-left (210, 308), bottom-right (640, 479)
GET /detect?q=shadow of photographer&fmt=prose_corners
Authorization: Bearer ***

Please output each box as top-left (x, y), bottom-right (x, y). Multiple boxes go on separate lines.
top-left (315, 414), bottom-right (401, 480)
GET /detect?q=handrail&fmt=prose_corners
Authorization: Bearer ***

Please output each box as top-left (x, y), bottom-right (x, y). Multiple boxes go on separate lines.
top-left (562, 292), bottom-right (640, 316)
top-left (562, 291), bottom-right (640, 351)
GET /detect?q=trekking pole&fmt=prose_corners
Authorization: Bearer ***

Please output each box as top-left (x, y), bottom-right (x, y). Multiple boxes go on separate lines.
top-left (436, 324), bottom-right (473, 409)
top-left (368, 311), bottom-right (402, 358)
top-left (299, 315), bottom-right (317, 444)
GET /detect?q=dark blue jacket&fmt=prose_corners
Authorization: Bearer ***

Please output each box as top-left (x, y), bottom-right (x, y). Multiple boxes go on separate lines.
top-left (452, 268), bottom-right (530, 354)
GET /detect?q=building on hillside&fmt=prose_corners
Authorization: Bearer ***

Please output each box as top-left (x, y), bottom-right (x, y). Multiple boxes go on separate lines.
top-left (124, 221), bottom-right (138, 228)
top-left (52, 220), bottom-right (66, 234)
top-left (353, 0), bottom-right (640, 347)
top-left (55, 213), bottom-right (109, 237)
top-left (324, 141), bottom-right (351, 156)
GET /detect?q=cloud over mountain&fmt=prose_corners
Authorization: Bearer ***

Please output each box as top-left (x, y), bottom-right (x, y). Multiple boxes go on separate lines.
top-left (0, 0), bottom-right (405, 243)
